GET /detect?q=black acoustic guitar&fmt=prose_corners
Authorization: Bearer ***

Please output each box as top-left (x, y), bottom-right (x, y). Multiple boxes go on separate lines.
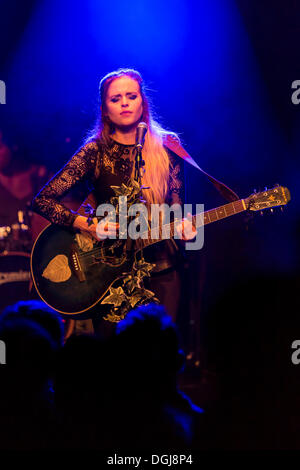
top-left (30, 186), bottom-right (290, 318)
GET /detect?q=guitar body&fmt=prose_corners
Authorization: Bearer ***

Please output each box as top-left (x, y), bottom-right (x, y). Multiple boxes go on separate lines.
top-left (31, 224), bottom-right (131, 318)
top-left (30, 185), bottom-right (290, 318)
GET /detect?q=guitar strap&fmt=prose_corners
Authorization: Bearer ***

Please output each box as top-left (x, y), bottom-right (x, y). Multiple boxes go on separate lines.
top-left (164, 135), bottom-right (239, 202)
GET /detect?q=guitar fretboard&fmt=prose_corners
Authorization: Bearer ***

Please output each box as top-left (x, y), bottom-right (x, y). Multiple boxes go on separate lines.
top-left (135, 199), bottom-right (246, 251)
top-left (198, 199), bottom-right (245, 226)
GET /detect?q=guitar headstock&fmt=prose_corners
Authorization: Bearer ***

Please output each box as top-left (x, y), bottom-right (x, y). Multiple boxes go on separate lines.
top-left (245, 185), bottom-right (291, 212)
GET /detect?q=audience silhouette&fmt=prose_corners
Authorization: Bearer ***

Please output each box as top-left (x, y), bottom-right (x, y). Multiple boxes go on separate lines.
top-left (0, 300), bottom-right (64, 449)
top-left (0, 300), bottom-right (206, 450)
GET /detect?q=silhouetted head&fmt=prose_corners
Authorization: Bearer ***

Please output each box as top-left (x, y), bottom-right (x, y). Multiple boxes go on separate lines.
top-left (1, 300), bottom-right (64, 348)
top-left (114, 304), bottom-right (185, 394)
top-left (0, 316), bottom-right (58, 387)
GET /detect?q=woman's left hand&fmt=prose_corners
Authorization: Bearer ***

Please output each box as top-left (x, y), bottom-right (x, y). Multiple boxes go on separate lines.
top-left (175, 212), bottom-right (197, 241)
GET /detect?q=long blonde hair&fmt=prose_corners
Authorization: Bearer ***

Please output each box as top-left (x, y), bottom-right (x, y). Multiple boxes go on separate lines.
top-left (88, 68), bottom-right (179, 205)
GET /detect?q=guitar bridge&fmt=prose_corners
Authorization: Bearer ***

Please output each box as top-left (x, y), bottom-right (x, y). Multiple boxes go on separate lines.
top-left (70, 245), bottom-right (86, 282)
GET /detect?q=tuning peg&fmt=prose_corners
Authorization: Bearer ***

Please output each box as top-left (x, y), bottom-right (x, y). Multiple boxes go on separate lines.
top-left (270, 208), bottom-right (274, 213)
top-left (280, 207), bottom-right (284, 212)
top-left (260, 211), bottom-right (264, 216)
top-left (253, 189), bottom-right (257, 193)
top-left (264, 187), bottom-right (268, 191)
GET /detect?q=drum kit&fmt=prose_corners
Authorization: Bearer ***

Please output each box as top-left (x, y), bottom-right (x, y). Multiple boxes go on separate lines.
top-left (0, 208), bottom-right (75, 340)
top-left (0, 208), bottom-right (33, 312)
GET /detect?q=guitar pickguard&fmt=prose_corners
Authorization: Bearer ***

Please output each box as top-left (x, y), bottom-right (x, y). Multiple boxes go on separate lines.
top-left (42, 254), bottom-right (72, 283)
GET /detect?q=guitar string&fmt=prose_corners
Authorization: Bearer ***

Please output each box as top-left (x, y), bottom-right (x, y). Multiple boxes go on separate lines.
top-left (76, 195), bottom-right (281, 263)
top-left (78, 205), bottom-right (236, 261)
top-left (78, 209), bottom-right (229, 262)
top-left (76, 212), bottom-right (203, 263)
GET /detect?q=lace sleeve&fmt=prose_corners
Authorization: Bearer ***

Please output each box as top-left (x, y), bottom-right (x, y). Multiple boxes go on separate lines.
top-left (31, 141), bottom-right (99, 227)
top-left (168, 149), bottom-right (185, 207)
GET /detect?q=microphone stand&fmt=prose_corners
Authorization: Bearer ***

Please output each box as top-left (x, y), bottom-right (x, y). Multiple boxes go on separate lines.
top-left (131, 144), bottom-right (145, 261)
top-left (134, 145), bottom-right (144, 185)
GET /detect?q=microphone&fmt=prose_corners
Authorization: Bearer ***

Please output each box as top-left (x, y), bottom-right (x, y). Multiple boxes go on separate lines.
top-left (135, 122), bottom-right (148, 149)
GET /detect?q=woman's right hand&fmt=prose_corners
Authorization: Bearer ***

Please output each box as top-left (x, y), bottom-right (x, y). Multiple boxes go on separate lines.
top-left (73, 215), bottom-right (119, 241)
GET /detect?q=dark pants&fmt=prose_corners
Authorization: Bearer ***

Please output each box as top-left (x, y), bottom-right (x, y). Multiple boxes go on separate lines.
top-left (147, 267), bottom-right (181, 323)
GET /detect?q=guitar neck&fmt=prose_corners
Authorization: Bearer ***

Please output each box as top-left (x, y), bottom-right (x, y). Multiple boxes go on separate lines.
top-left (193, 198), bottom-right (246, 228)
top-left (136, 198), bottom-right (247, 250)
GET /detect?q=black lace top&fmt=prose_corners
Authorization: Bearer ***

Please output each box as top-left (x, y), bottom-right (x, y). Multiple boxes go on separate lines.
top-left (31, 138), bottom-right (185, 271)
